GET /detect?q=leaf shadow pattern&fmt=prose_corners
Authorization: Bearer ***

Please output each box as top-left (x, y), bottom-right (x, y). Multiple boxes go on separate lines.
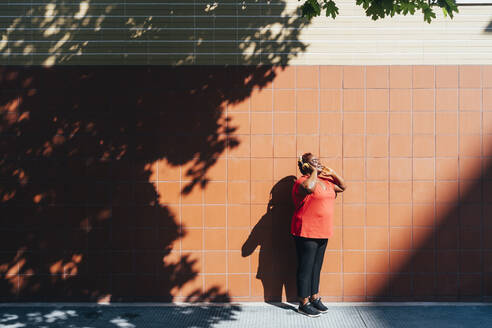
top-left (0, 305), bottom-right (242, 328)
top-left (0, 1), bottom-right (309, 327)
top-left (0, 1), bottom-right (309, 66)
top-left (242, 176), bottom-right (298, 302)
top-left (0, 1), bottom-right (310, 311)
top-left (484, 19), bottom-right (492, 34)
top-left (0, 66), bottom-right (251, 303)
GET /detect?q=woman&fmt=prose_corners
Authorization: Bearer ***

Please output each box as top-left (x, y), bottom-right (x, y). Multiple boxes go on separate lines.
top-left (292, 153), bottom-right (346, 317)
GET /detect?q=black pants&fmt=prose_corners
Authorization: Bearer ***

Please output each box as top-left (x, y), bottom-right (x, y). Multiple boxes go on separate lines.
top-left (294, 236), bottom-right (328, 298)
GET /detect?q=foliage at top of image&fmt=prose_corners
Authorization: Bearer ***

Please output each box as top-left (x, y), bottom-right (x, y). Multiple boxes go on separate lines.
top-left (299, 0), bottom-right (459, 23)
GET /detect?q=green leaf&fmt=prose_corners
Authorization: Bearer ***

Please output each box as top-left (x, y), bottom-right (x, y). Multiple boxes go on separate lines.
top-left (299, 0), bottom-right (321, 20)
top-left (299, 0), bottom-right (458, 22)
top-left (322, 0), bottom-right (340, 19)
top-left (422, 5), bottom-right (436, 24)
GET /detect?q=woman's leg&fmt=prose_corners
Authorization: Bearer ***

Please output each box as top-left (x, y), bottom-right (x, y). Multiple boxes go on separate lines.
top-left (310, 238), bottom-right (328, 299)
top-left (294, 236), bottom-right (318, 304)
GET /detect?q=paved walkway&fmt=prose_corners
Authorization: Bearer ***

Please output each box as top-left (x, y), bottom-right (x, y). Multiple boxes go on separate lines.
top-left (0, 303), bottom-right (491, 327)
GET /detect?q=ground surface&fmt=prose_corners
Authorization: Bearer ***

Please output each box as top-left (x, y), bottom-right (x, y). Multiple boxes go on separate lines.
top-left (0, 303), bottom-right (491, 327)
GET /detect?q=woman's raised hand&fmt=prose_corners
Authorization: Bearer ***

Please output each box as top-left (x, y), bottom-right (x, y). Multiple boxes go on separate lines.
top-left (321, 166), bottom-right (334, 177)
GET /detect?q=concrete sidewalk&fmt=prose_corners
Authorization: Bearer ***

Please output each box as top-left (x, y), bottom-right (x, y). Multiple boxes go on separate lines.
top-left (1, 303), bottom-right (491, 328)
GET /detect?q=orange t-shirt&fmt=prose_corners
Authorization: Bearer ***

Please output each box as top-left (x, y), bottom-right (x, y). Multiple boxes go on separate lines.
top-left (291, 175), bottom-right (336, 239)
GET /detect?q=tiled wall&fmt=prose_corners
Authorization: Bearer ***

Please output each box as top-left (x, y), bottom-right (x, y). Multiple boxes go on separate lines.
top-left (1, 65), bottom-right (492, 302)
top-left (224, 65), bottom-right (492, 301)
top-left (1, 1), bottom-right (491, 65)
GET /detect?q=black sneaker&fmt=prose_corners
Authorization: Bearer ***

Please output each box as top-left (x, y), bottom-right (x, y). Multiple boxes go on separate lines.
top-left (297, 302), bottom-right (321, 317)
top-left (310, 297), bottom-right (328, 313)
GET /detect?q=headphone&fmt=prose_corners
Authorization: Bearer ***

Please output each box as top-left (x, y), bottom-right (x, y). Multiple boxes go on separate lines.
top-left (298, 155), bottom-right (311, 171)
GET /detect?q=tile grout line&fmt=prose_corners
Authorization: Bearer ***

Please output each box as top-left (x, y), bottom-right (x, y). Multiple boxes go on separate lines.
top-left (433, 65), bottom-right (438, 298)
top-left (457, 66), bottom-right (461, 300)
top-left (155, 155), bottom-right (160, 292)
top-left (247, 76), bottom-right (252, 296)
top-left (226, 88), bottom-right (230, 297)
top-left (236, 2), bottom-right (238, 66)
top-left (479, 65), bottom-right (484, 301)
top-left (363, 65), bottom-right (367, 301)
top-left (410, 65), bottom-right (415, 298)
top-left (387, 65), bottom-right (391, 297)
top-left (293, 65), bottom-right (299, 301)
top-left (193, 0), bottom-right (196, 64)
top-left (213, 4), bottom-right (216, 65)
top-left (202, 156), bottom-right (206, 293)
top-left (341, 66), bottom-right (344, 300)
top-left (269, 68), bottom-right (274, 300)
top-left (179, 147), bottom-right (188, 296)
top-left (104, 112), bottom-right (113, 301)
top-left (247, 71), bottom-right (253, 298)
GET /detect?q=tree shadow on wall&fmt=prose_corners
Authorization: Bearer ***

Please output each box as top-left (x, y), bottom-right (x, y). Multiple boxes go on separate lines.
top-left (242, 176), bottom-right (298, 303)
top-left (0, 5), bottom-right (309, 325)
top-left (0, 66), bottom-right (279, 307)
top-left (484, 20), bottom-right (492, 34)
top-left (0, 18), bottom-right (306, 310)
top-left (0, 1), bottom-right (308, 65)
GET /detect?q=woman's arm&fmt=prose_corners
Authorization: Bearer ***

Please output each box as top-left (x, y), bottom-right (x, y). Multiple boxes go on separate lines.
top-left (323, 167), bottom-right (346, 193)
top-left (300, 166), bottom-right (318, 195)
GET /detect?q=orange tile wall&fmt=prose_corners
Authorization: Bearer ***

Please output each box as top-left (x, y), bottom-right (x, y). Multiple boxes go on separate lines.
top-left (1, 65), bottom-right (492, 302)
top-left (222, 65), bottom-right (492, 301)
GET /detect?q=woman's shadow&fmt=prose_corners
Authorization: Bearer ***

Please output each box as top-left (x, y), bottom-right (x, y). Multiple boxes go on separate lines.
top-left (241, 176), bottom-right (298, 305)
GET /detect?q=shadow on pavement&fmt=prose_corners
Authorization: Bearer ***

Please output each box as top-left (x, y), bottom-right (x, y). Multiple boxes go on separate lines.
top-left (0, 305), bottom-right (241, 328)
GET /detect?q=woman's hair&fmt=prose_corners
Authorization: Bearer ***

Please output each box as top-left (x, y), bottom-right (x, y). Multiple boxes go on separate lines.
top-left (297, 152), bottom-right (313, 175)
